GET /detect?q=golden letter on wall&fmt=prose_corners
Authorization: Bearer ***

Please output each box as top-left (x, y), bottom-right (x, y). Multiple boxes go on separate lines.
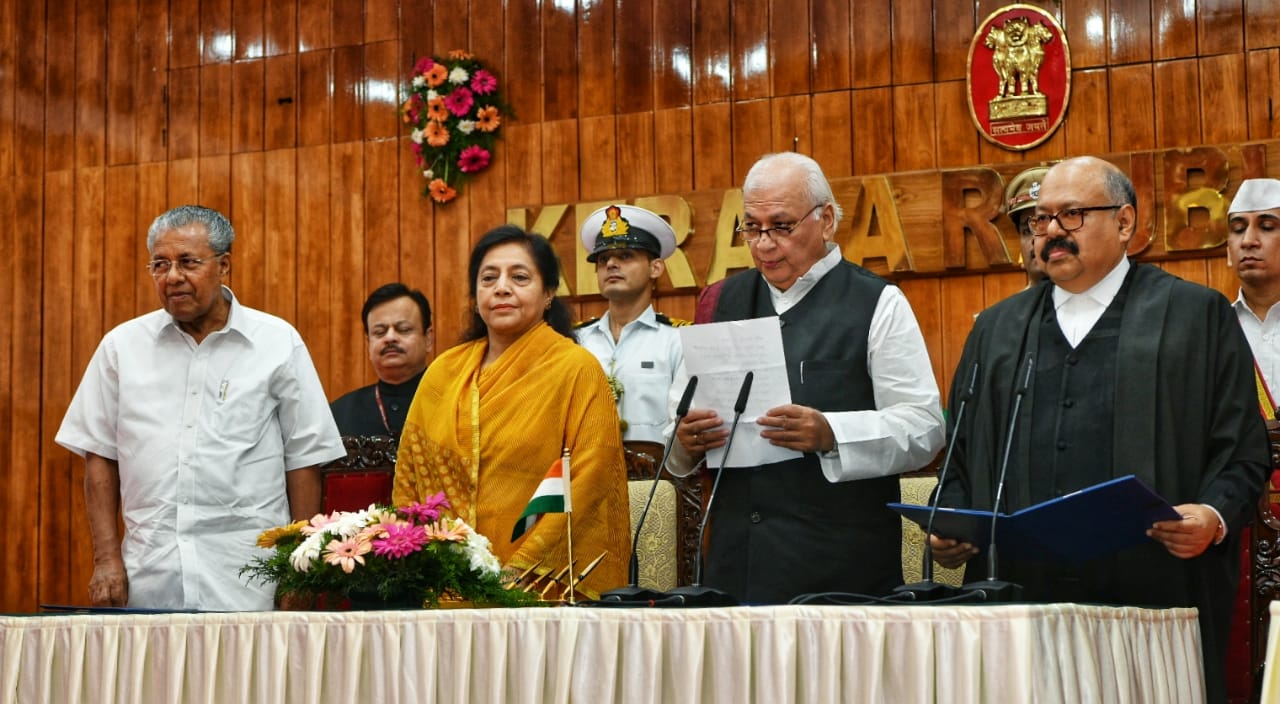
top-left (1163, 147), bottom-right (1229, 252)
top-left (634, 195), bottom-right (698, 289)
top-left (705, 189), bottom-right (754, 285)
top-left (843, 177), bottom-right (914, 272)
top-left (508, 204), bottom-right (572, 295)
top-left (572, 201), bottom-right (615, 297)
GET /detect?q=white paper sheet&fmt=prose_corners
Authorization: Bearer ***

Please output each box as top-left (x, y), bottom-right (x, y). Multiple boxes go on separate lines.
top-left (678, 318), bottom-right (803, 468)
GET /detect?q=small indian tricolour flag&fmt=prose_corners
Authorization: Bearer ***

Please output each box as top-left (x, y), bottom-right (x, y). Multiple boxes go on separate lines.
top-left (511, 450), bottom-right (572, 542)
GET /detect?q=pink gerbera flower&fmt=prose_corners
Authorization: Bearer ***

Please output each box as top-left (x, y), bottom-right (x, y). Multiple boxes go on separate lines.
top-left (301, 512), bottom-right (339, 536)
top-left (322, 536), bottom-right (371, 574)
top-left (401, 492), bottom-right (452, 524)
top-left (414, 56), bottom-right (435, 75)
top-left (443, 87), bottom-right (475, 117)
top-left (458, 145), bottom-right (491, 173)
top-left (470, 70), bottom-right (497, 95)
top-left (372, 522), bottom-right (429, 558)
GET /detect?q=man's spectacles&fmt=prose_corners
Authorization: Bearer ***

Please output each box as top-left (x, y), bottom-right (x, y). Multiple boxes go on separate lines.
top-left (145, 254), bottom-right (223, 278)
top-left (735, 204), bottom-right (825, 244)
top-left (1027, 205), bottom-right (1124, 236)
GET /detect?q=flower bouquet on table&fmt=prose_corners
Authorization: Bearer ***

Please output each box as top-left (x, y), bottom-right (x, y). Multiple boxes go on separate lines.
top-left (401, 49), bottom-right (510, 204)
top-left (241, 492), bottom-right (539, 609)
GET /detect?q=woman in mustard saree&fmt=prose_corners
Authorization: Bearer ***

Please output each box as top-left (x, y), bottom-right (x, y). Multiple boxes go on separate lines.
top-left (394, 225), bottom-right (629, 597)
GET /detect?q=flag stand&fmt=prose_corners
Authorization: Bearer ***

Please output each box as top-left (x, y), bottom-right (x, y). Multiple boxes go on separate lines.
top-left (562, 447), bottom-right (576, 605)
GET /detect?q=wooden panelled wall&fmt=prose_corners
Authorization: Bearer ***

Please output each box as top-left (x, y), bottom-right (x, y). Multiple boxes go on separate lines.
top-left (1, 0), bottom-right (1278, 611)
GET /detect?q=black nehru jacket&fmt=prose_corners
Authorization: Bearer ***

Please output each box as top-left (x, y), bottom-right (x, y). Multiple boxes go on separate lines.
top-left (330, 371), bottom-right (425, 437)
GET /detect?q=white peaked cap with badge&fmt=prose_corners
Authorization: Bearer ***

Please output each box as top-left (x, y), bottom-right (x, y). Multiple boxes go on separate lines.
top-left (580, 204), bottom-right (677, 263)
top-left (1229, 178), bottom-right (1280, 214)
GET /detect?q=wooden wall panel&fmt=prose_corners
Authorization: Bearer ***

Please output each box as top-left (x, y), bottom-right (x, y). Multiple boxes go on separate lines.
top-left (1154, 60), bottom-right (1202, 148)
top-left (232, 60), bottom-right (266, 153)
top-left (1246, 0), bottom-right (1280, 49)
top-left (1200, 53), bottom-right (1249, 145)
top-left (769, 0), bottom-right (809, 97)
top-left (616, 0), bottom-right (654, 114)
top-left (653, 0), bottom-right (692, 109)
top-left (1109, 0), bottom-right (1154, 66)
top-left (810, 0), bottom-right (851, 93)
top-left (40, 170), bottom-right (74, 606)
top-left (234, 0), bottom-right (265, 60)
top-left (104, 0), bottom-right (136, 165)
top-left (1198, 0), bottom-right (1243, 57)
top-left (1154, 0), bottom-right (1198, 60)
top-left (8, 0), bottom-right (1280, 614)
top-left (74, 0), bottom-right (105, 168)
top-left (578, 0), bottom-right (615, 119)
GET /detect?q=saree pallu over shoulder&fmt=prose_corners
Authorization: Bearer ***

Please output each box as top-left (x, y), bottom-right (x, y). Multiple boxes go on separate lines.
top-left (394, 322), bottom-right (630, 597)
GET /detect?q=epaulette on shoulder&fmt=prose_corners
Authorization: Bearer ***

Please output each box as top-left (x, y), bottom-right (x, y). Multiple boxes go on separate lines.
top-left (574, 317), bottom-right (601, 330)
top-left (655, 313), bottom-right (691, 327)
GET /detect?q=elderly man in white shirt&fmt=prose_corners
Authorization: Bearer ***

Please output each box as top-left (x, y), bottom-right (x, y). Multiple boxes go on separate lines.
top-left (57, 205), bottom-right (344, 611)
top-left (668, 152), bottom-right (946, 604)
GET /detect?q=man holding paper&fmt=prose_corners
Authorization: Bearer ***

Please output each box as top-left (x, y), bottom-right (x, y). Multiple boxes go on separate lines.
top-left (669, 152), bottom-right (945, 604)
top-left (932, 156), bottom-right (1268, 702)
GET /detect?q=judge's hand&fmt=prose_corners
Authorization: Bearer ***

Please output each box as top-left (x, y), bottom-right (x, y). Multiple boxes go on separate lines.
top-left (1147, 503), bottom-right (1220, 559)
top-left (89, 557), bottom-right (129, 607)
top-left (678, 409), bottom-right (727, 456)
top-left (928, 534), bottom-right (979, 569)
top-left (758, 404), bottom-right (835, 453)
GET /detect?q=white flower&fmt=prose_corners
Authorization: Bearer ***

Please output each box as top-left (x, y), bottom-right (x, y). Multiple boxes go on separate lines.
top-left (459, 521), bottom-right (501, 576)
top-left (448, 67), bottom-right (469, 85)
top-left (332, 509), bottom-right (372, 539)
top-left (457, 120), bottom-right (475, 135)
top-left (423, 169), bottom-right (434, 180)
top-left (290, 533), bottom-right (324, 572)
top-left (426, 89), bottom-right (439, 101)
top-left (411, 128), bottom-right (424, 144)
top-left (412, 75), bottom-right (426, 88)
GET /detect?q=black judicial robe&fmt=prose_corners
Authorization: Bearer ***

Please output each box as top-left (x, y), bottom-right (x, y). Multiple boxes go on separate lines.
top-left (706, 260), bottom-right (902, 604)
top-left (937, 262), bottom-right (1268, 703)
top-left (329, 371), bottom-right (425, 437)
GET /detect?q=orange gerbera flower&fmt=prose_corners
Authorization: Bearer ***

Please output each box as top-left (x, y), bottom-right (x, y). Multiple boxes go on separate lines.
top-left (425, 121), bottom-right (450, 147)
top-left (427, 97), bottom-right (449, 123)
top-left (429, 178), bottom-right (457, 203)
top-left (448, 49), bottom-right (473, 60)
top-left (426, 63), bottom-right (448, 87)
top-left (475, 105), bottom-right (501, 132)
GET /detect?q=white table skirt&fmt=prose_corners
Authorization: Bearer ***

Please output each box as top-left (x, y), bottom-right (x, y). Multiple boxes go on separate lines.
top-left (0, 603), bottom-right (1203, 704)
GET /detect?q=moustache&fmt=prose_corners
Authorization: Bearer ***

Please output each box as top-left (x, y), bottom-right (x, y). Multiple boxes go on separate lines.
top-left (380, 344), bottom-right (405, 355)
top-left (1040, 236), bottom-right (1079, 262)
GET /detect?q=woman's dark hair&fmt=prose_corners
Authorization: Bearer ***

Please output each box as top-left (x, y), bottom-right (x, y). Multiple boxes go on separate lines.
top-left (461, 225), bottom-right (577, 343)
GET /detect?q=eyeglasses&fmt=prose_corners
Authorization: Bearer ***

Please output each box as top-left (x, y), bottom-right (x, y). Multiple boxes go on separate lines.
top-left (145, 254), bottom-right (223, 278)
top-left (735, 204), bottom-right (825, 244)
top-left (1027, 205), bottom-right (1124, 236)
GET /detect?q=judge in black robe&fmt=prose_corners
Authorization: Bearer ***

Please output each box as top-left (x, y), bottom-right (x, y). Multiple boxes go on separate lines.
top-left (936, 157), bottom-right (1268, 704)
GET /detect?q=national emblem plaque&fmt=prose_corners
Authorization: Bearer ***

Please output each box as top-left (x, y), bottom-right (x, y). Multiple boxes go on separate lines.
top-left (967, 4), bottom-right (1071, 151)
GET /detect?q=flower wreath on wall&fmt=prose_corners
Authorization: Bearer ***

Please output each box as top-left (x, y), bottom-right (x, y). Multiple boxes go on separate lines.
top-left (402, 50), bottom-right (510, 204)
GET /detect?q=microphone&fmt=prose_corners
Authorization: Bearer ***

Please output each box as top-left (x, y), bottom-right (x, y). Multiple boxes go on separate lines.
top-left (600, 376), bottom-right (699, 603)
top-left (962, 355), bottom-right (1033, 602)
top-left (892, 362), bottom-right (978, 601)
top-left (664, 371), bottom-right (753, 607)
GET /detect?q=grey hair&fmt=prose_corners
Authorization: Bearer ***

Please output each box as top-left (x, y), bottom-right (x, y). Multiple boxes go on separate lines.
top-left (147, 205), bottom-right (235, 255)
top-left (1101, 165), bottom-right (1137, 211)
top-left (743, 152), bottom-right (844, 225)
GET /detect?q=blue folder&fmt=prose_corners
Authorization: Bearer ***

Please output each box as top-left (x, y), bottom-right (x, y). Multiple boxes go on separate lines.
top-left (888, 474), bottom-right (1182, 563)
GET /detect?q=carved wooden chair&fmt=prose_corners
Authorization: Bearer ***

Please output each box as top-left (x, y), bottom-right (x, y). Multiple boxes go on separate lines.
top-left (319, 435), bottom-right (398, 513)
top-left (1238, 422), bottom-right (1280, 703)
top-left (624, 442), bottom-right (704, 589)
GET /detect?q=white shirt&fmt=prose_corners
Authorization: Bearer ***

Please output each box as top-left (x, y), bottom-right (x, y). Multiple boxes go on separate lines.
top-left (578, 306), bottom-right (685, 445)
top-left (1233, 292), bottom-right (1280, 392)
top-left (1051, 257), bottom-right (1130, 347)
top-left (56, 288), bottom-right (345, 611)
top-left (667, 245), bottom-right (945, 482)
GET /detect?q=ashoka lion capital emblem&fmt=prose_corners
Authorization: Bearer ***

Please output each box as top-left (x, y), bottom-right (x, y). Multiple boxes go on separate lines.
top-left (967, 5), bottom-right (1071, 151)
